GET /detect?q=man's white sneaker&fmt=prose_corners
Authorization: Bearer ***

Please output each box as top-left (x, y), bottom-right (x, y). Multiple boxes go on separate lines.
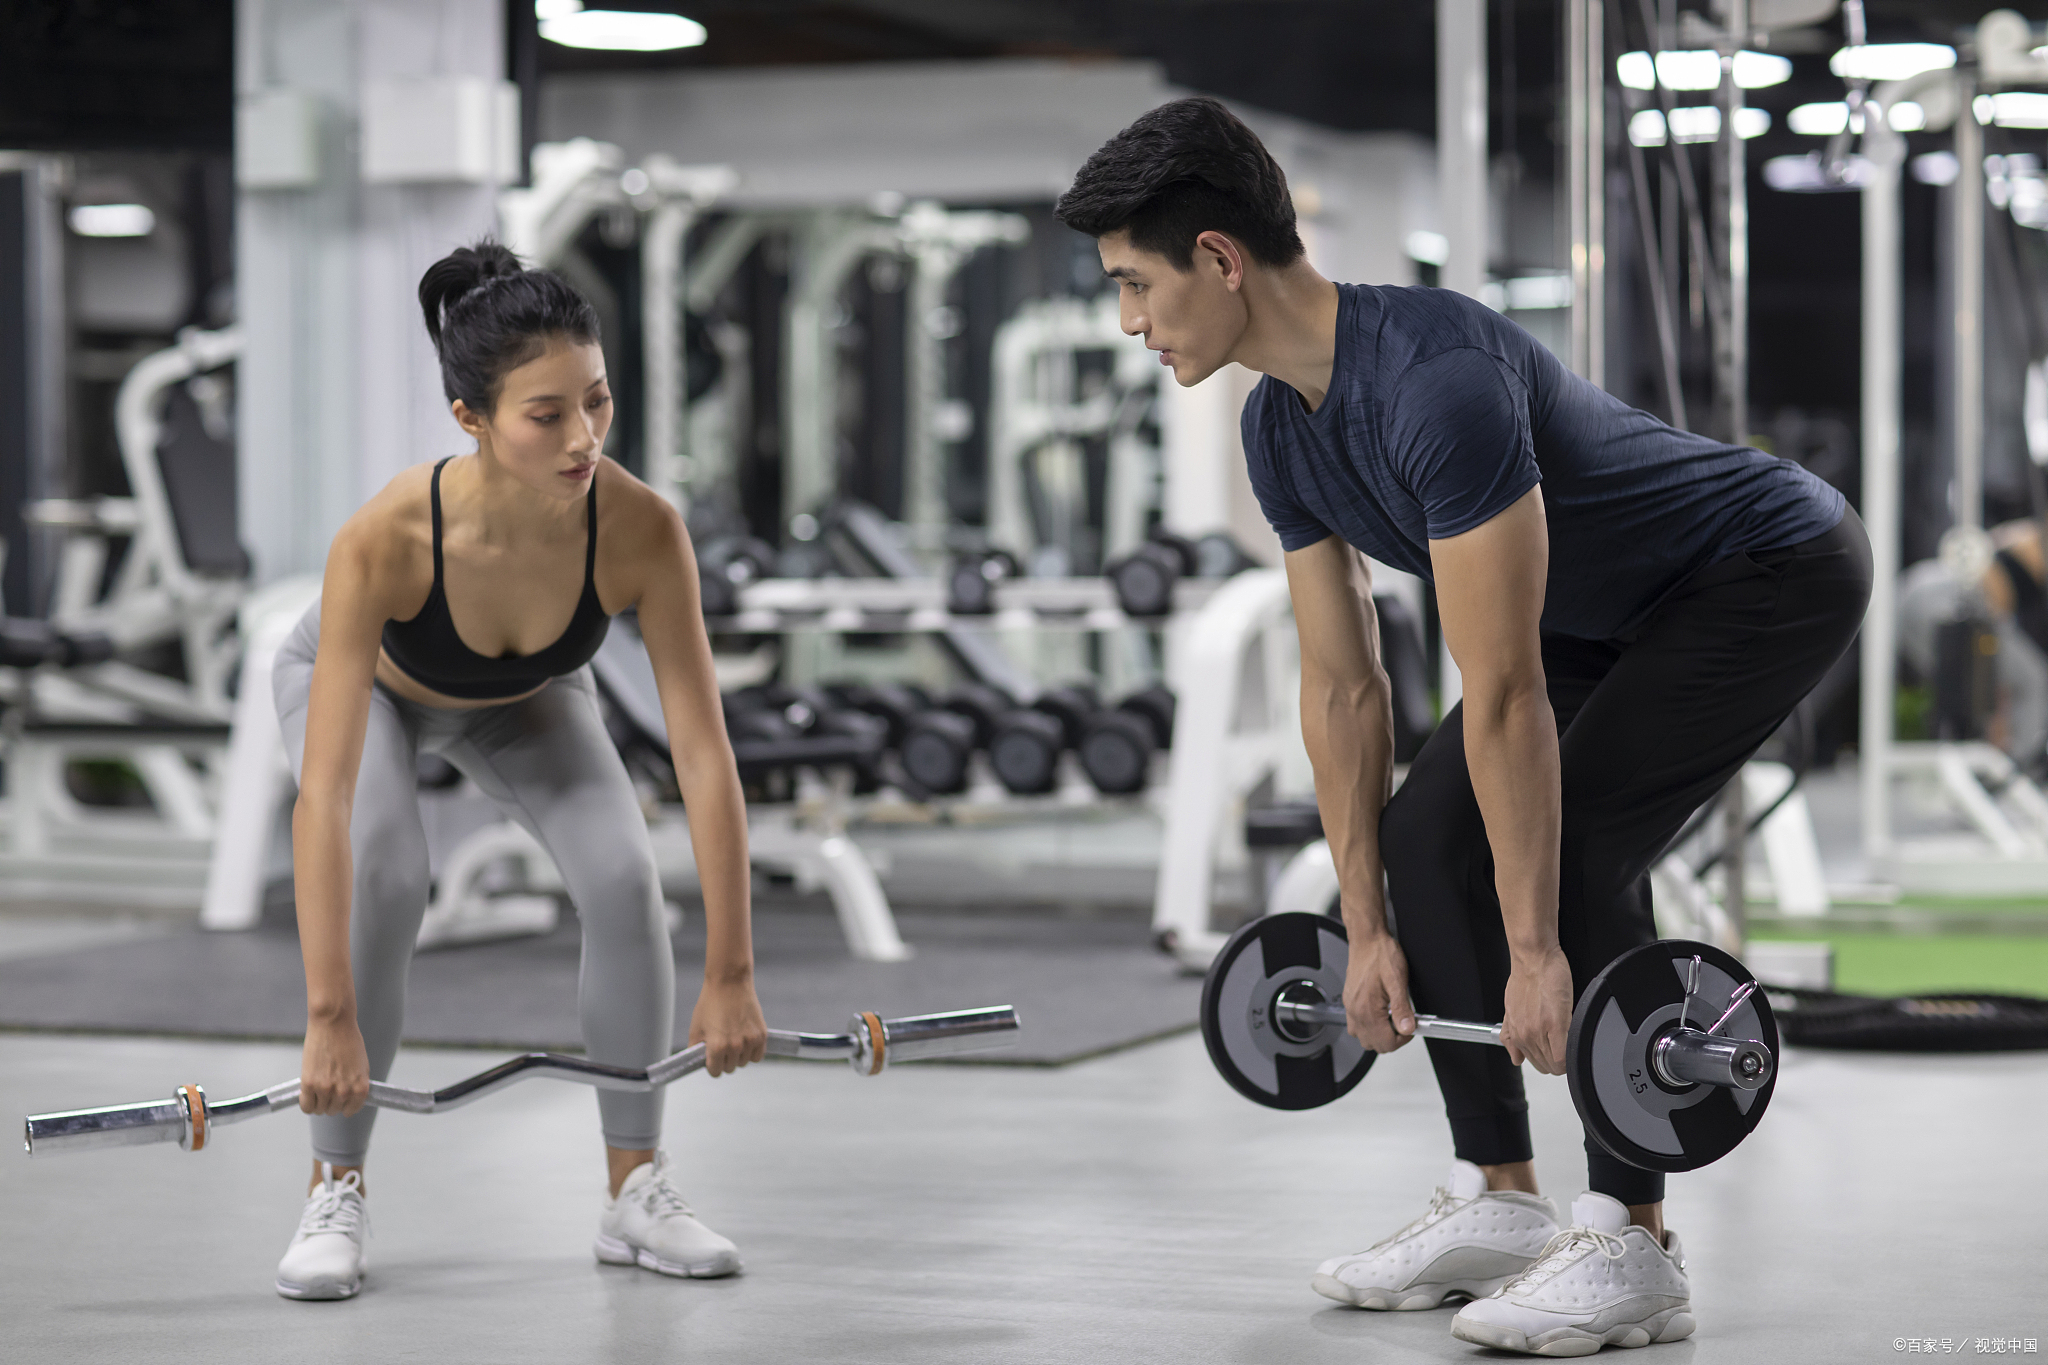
top-left (1312, 1160), bottom-right (1559, 1310)
top-left (1450, 1191), bottom-right (1694, 1357)
top-left (275, 1165), bottom-right (368, 1301)
top-left (594, 1152), bottom-right (741, 1279)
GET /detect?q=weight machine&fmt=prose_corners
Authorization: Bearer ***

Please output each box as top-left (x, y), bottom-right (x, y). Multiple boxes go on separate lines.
top-left (1, 326), bottom-right (248, 907)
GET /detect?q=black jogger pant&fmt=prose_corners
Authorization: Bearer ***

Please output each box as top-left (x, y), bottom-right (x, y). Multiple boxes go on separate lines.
top-left (1379, 508), bottom-right (1871, 1207)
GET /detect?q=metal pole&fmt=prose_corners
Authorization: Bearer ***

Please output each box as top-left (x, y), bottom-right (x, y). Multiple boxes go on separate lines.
top-left (1437, 0), bottom-right (1485, 712)
top-left (641, 199), bottom-right (695, 513)
top-left (1713, 2), bottom-right (1749, 444)
top-left (1859, 112), bottom-right (1906, 865)
top-left (904, 246), bottom-right (955, 537)
top-left (1568, 0), bottom-right (1605, 383)
top-left (1953, 72), bottom-right (1984, 533)
top-left (1437, 0), bottom-right (1488, 303)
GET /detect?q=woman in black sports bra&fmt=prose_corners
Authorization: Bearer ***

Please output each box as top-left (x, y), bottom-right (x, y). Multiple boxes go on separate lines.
top-left (267, 241), bottom-right (763, 1300)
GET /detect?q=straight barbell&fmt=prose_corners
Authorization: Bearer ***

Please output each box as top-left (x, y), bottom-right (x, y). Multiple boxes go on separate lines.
top-left (1200, 913), bottom-right (1779, 1173)
top-left (24, 1006), bottom-right (1019, 1159)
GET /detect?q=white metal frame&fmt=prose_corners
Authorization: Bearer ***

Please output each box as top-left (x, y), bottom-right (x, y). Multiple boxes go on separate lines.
top-left (1149, 569), bottom-right (1307, 967)
top-left (986, 294), bottom-right (1162, 572)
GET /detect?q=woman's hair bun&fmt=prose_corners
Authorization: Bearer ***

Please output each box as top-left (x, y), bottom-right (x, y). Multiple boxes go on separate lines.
top-left (415, 237), bottom-right (601, 415)
top-left (418, 240), bottom-right (526, 351)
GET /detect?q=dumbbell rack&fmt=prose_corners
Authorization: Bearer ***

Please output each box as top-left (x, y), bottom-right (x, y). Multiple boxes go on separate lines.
top-left (701, 570), bottom-right (1308, 968)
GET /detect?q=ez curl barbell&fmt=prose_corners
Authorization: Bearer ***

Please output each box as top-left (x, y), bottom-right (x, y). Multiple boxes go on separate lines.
top-left (1200, 913), bottom-right (1778, 1172)
top-left (23, 1005), bottom-right (1019, 1158)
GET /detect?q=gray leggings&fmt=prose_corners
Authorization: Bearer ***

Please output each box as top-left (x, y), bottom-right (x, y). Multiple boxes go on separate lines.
top-left (275, 602), bottom-right (673, 1163)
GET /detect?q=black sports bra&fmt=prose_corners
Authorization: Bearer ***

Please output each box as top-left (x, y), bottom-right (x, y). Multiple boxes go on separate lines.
top-left (381, 457), bottom-right (612, 699)
top-left (1997, 546), bottom-right (2048, 657)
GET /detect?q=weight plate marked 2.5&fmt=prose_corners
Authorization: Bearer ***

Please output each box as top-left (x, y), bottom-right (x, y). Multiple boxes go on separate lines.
top-left (1568, 940), bottom-right (1777, 1174)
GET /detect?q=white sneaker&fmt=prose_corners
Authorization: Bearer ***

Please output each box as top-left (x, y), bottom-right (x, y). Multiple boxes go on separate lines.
top-left (1450, 1191), bottom-right (1694, 1356)
top-left (275, 1165), bottom-right (368, 1300)
top-left (593, 1152), bottom-right (741, 1279)
top-left (1311, 1160), bottom-right (1559, 1310)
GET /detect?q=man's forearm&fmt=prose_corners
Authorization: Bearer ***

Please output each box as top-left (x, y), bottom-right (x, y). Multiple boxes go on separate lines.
top-left (1461, 682), bottom-right (1561, 954)
top-left (1302, 664), bottom-right (1396, 938)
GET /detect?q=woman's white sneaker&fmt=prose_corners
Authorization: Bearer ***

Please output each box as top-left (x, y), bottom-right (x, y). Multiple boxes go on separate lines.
top-left (1450, 1192), bottom-right (1695, 1356)
top-left (275, 1165), bottom-right (368, 1300)
top-left (594, 1152), bottom-right (741, 1279)
top-left (1312, 1160), bottom-right (1559, 1310)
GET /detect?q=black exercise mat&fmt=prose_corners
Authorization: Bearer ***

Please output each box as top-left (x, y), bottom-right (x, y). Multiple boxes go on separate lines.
top-left (0, 897), bottom-right (1199, 1065)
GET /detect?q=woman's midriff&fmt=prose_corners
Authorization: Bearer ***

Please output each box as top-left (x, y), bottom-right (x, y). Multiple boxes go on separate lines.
top-left (374, 648), bottom-right (547, 710)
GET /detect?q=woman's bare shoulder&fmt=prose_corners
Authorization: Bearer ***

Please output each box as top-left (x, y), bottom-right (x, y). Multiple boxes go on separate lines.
top-left (593, 457), bottom-right (691, 608)
top-left (596, 457), bottom-right (688, 545)
top-left (326, 461), bottom-right (442, 614)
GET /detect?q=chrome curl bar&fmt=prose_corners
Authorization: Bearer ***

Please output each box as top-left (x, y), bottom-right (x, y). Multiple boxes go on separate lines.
top-left (23, 1006), bottom-right (1019, 1158)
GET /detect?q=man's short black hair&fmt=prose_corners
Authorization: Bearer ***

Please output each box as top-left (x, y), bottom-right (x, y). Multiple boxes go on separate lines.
top-left (1055, 96), bottom-right (1305, 272)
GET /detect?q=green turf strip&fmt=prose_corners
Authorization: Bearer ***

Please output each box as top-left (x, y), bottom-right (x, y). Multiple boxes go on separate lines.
top-left (1747, 931), bottom-right (2048, 997)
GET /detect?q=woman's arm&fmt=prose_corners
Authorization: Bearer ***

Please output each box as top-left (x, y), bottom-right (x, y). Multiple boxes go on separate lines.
top-left (627, 487), bottom-right (766, 1078)
top-left (293, 517), bottom-right (402, 1115)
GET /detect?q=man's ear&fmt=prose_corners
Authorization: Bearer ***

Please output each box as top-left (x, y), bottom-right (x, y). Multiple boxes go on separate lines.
top-left (1194, 230), bottom-right (1247, 292)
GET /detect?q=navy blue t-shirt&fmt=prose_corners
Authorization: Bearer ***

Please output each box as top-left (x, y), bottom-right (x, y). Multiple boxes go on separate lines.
top-left (1242, 285), bottom-right (1845, 641)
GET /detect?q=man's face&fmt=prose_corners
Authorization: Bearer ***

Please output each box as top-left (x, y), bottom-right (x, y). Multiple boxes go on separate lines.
top-left (1098, 229), bottom-right (1248, 387)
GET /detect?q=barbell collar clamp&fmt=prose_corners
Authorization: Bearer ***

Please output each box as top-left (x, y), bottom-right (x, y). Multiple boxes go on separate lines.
top-left (1650, 1028), bottom-right (1774, 1091)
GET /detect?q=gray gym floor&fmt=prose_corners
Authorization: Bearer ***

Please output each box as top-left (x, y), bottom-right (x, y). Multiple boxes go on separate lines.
top-left (6, 1027), bottom-right (2042, 1364)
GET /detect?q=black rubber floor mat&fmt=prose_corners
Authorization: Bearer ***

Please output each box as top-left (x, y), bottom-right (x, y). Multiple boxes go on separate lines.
top-left (0, 898), bottom-right (1199, 1066)
top-left (1774, 987), bottom-right (2048, 1052)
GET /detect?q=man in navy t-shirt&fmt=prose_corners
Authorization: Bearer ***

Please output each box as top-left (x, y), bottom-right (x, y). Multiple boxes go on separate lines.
top-left (1057, 97), bottom-right (1868, 1355)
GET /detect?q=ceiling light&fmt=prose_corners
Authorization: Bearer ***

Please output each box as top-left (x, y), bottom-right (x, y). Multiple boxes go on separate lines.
top-left (67, 203), bottom-right (155, 238)
top-left (1615, 50), bottom-right (1790, 91)
top-left (1889, 101), bottom-right (1926, 132)
top-left (1829, 43), bottom-right (1956, 82)
top-left (1629, 107), bottom-right (1769, 147)
top-left (1912, 151), bottom-right (1960, 185)
top-left (1788, 102), bottom-right (1851, 136)
top-left (541, 8), bottom-right (706, 51)
top-left (1978, 91), bottom-right (2048, 128)
top-left (1762, 154), bottom-right (1873, 192)
top-left (536, 0), bottom-right (581, 17)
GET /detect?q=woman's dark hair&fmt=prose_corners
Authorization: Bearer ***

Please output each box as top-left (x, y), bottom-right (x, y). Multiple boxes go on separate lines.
top-left (1054, 96), bottom-right (1304, 272)
top-left (417, 240), bottom-right (601, 414)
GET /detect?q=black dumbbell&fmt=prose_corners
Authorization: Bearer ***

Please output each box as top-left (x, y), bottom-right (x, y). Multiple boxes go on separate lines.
top-left (1193, 531), bottom-right (1259, 579)
top-left (1105, 530), bottom-right (1199, 618)
top-left (826, 682), bottom-right (931, 748)
top-left (696, 535), bottom-right (777, 617)
top-left (946, 549), bottom-right (1020, 616)
top-left (1116, 684), bottom-right (1175, 749)
top-left (986, 683), bottom-right (1098, 796)
top-left (1080, 685), bottom-right (1179, 794)
top-left (987, 683), bottom-right (1175, 797)
top-left (893, 682), bottom-right (1018, 796)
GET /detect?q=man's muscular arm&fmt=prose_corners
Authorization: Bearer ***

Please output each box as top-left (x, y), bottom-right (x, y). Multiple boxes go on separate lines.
top-left (1428, 485), bottom-right (1570, 1075)
top-left (1284, 536), bottom-right (1415, 1052)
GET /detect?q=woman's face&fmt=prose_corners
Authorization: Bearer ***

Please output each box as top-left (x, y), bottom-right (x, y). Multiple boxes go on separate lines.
top-left (455, 336), bottom-right (612, 499)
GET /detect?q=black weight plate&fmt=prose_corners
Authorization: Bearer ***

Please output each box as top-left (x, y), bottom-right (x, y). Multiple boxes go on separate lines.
top-left (1567, 939), bottom-right (1778, 1173)
top-left (1200, 912), bottom-right (1373, 1111)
